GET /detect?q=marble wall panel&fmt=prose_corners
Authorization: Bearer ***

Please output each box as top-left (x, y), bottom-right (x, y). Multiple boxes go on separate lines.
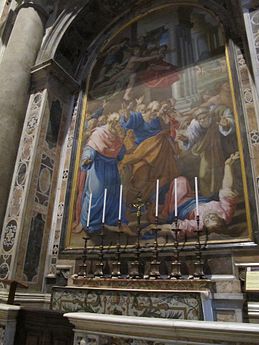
top-left (51, 287), bottom-right (204, 320)
top-left (0, 91), bottom-right (46, 281)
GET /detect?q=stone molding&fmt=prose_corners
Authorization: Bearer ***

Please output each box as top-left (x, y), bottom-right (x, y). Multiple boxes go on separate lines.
top-left (0, 291), bottom-right (51, 308)
top-left (65, 312), bottom-right (259, 344)
top-left (31, 59), bottom-right (80, 92)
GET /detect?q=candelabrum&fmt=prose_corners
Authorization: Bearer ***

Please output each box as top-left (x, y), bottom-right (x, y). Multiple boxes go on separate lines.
top-left (148, 216), bottom-right (161, 279)
top-left (189, 215), bottom-right (209, 279)
top-left (94, 224), bottom-right (105, 278)
top-left (170, 217), bottom-right (187, 279)
top-left (77, 234), bottom-right (90, 278)
top-left (128, 193), bottom-right (145, 279)
top-left (111, 220), bottom-right (122, 278)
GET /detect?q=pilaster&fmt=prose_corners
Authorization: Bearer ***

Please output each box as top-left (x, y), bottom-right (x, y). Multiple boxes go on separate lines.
top-left (0, 59), bottom-right (79, 292)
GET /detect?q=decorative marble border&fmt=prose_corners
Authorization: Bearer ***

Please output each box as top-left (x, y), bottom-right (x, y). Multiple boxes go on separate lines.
top-left (51, 286), bottom-right (205, 320)
top-left (250, 9), bottom-right (259, 67)
top-left (45, 97), bottom-right (80, 277)
top-left (71, 278), bottom-right (215, 291)
top-left (0, 90), bottom-right (47, 280)
top-left (21, 97), bottom-right (64, 283)
top-left (234, 45), bottom-right (259, 231)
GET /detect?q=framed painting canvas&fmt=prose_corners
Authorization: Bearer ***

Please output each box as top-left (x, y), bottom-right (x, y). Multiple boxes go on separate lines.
top-left (65, 5), bottom-right (253, 249)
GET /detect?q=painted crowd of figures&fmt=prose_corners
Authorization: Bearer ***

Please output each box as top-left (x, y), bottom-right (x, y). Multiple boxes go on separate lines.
top-left (72, 79), bottom-right (241, 239)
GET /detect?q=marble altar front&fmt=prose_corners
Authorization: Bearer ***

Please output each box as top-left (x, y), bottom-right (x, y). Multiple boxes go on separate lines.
top-left (51, 279), bottom-right (214, 321)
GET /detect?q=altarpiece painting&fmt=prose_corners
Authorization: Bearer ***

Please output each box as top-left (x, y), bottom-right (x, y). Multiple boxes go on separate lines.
top-left (65, 5), bottom-right (252, 249)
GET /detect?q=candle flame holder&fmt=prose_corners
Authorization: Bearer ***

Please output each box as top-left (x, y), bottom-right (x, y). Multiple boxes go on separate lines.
top-left (94, 224), bottom-right (105, 278)
top-left (77, 234), bottom-right (90, 278)
top-left (128, 193), bottom-right (145, 279)
top-left (148, 216), bottom-right (161, 279)
top-left (189, 215), bottom-right (209, 279)
top-left (170, 217), bottom-right (186, 279)
top-left (111, 220), bottom-right (122, 278)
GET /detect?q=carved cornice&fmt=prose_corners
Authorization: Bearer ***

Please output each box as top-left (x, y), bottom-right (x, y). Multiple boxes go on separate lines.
top-left (31, 59), bottom-right (80, 92)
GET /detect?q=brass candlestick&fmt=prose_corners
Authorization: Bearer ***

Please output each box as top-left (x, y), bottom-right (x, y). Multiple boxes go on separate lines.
top-left (129, 193), bottom-right (145, 279)
top-left (189, 215), bottom-right (208, 279)
top-left (94, 224), bottom-right (105, 278)
top-left (111, 220), bottom-right (122, 278)
top-left (148, 216), bottom-right (161, 279)
top-left (170, 217), bottom-right (186, 279)
top-left (78, 235), bottom-right (90, 278)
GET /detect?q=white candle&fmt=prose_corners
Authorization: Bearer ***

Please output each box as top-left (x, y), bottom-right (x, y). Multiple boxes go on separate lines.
top-left (102, 188), bottom-right (107, 223)
top-left (174, 178), bottom-right (177, 217)
top-left (155, 179), bottom-right (159, 217)
top-left (118, 184), bottom-right (123, 221)
top-left (195, 177), bottom-right (199, 216)
top-left (87, 193), bottom-right (92, 227)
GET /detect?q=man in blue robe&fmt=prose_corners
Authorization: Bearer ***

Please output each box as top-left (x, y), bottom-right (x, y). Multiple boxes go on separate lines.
top-left (120, 101), bottom-right (162, 145)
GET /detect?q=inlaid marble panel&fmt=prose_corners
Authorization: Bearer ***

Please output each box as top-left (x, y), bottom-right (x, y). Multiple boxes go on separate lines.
top-left (51, 287), bottom-right (204, 320)
top-left (0, 91), bottom-right (46, 280)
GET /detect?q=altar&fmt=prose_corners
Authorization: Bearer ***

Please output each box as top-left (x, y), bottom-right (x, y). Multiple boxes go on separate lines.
top-left (51, 279), bottom-right (214, 321)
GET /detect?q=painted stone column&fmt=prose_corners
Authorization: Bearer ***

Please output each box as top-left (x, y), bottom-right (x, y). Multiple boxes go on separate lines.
top-left (0, 1), bottom-right (49, 230)
top-left (175, 8), bottom-right (199, 110)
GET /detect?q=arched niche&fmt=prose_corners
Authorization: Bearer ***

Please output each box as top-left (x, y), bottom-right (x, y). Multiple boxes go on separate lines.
top-left (56, 1), bottom-right (256, 254)
top-left (5, 0), bottom-right (257, 291)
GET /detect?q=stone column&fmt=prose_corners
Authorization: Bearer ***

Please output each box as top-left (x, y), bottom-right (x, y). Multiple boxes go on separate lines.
top-left (0, 1), bottom-right (50, 230)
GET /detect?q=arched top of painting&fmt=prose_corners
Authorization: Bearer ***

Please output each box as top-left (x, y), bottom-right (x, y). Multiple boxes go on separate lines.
top-left (86, 5), bottom-right (227, 105)
top-left (51, 0), bottom-right (239, 81)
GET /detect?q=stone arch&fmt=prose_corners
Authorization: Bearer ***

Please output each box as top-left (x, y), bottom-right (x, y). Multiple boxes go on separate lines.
top-left (38, 0), bottom-right (244, 82)
top-left (36, 0), bottom-right (89, 63)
